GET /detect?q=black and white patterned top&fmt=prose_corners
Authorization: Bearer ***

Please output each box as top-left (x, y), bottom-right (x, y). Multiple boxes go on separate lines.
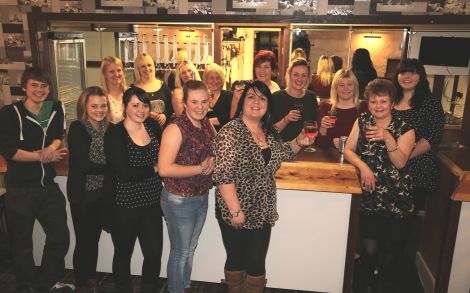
top-left (392, 94), bottom-right (444, 192)
top-left (104, 119), bottom-right (162, 209)
top-left (357, 112), bottom-right (414, 219)
top-left (212, 118), bottom-right (295, 229)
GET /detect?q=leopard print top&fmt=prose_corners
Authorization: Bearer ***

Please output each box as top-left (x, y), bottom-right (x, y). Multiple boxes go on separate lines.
top-left (213, 118), bottom-right (295, 229)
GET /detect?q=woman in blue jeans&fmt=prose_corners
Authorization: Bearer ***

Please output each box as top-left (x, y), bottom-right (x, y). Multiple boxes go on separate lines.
top-left (158, 80), bottom-right (216, 293)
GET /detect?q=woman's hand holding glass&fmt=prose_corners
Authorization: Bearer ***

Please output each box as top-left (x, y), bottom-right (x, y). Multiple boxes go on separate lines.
top-left (284, 109), bottom-right (302, 123)
top-left (303, 120), bottom-right (318, 152)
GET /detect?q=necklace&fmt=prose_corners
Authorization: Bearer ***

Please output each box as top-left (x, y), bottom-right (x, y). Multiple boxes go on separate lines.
top-left (248, 126), bottom-right (268, 149)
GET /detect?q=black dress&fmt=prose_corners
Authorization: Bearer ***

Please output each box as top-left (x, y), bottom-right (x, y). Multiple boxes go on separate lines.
top-left (357, 112), bottom-right (414, 241)
top-left (207, 89), bottom-right (233, 131)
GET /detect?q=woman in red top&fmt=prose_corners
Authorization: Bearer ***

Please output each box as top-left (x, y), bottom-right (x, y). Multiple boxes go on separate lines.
top-left (317, 69), bottom-right (367, 149)
top-left (158, 80), bottom-right (215, 293)
top-left (308, 55), bottom-right (335, 99)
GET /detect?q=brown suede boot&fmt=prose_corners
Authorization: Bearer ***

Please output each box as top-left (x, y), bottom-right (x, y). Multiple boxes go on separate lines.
top-left (224, 270), bottom-right (246, 293)
top-left (246, 274), bottom-right (266, 293)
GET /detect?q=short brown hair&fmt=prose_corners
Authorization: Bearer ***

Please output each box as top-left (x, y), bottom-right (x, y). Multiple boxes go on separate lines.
top-left (21, 68), bottom-right (51, 89)
top-left (183, 80), bottom-right (208, 104)
top-left (364, 78), bottom-right (397, 103)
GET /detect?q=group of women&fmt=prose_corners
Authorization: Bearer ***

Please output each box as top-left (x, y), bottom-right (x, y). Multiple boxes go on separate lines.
top-left (66, 46), bottom-right (443, 293)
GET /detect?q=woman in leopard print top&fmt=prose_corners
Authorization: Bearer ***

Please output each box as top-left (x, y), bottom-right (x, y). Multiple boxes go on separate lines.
top-left (212, 80), bottom-right (310, 292)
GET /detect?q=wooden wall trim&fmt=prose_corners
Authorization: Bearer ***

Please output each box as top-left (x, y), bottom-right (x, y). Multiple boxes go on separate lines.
top-left (28, 11), bottom-right (470, 26)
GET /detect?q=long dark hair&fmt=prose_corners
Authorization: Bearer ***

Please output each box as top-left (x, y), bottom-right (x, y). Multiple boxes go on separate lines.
top-left (351, 48), bottom-right (376, 73)
top-left (234, 80), bottom-right (279, 140)
top-left (392, 58), bottom-right (431, 108)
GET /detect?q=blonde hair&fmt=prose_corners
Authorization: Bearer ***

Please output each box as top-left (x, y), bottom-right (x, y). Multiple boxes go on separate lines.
top-left (203, 63), bottom-right (226, 89)
top-left (291, 48), bottom-right (307, 61)
top-left (76, 86), bottom-right (110, 127)
top-left (174, 60), bottom-right (201, 88)
top-left (100, 56), bottom-right (127, 93)
top-left (134, 53), bottom-right (155, 83)
top-left (284, 58), bottom-right (310, 89)
top-left (330, 69), bottom-right (360, 110)
top-left (317, 55), bottom-right (335, 87)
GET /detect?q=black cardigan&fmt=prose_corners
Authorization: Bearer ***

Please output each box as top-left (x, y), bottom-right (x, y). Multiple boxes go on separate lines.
top-left (66, 120), bottom-right (106, 203)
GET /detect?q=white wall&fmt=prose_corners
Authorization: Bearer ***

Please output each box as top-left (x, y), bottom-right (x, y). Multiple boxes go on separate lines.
top-left (32, 176), bottom-right (352, 292)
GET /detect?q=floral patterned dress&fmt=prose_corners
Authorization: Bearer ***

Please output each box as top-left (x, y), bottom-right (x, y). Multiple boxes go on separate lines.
top-left (357, 112), bottom-right (414, 219)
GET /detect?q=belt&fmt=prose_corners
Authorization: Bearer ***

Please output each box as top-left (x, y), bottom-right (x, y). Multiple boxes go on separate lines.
top-left (165, 186), bottom-right (208, 197)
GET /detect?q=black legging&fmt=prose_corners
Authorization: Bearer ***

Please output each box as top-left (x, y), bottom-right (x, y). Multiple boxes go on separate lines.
top-left (70, 198), bottom-right (104, 286)
top-left (112, 204), bottom-right (163, 287)
top-left (217, 217), bottom-right (271, 277)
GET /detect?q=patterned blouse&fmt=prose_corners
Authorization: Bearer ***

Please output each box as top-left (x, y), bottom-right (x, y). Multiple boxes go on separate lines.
top-left (357, 112), bottom-right (414, 219)
top-left (108, 94), bottom-right (124, 124)
top-left (115, 123), bottom-right (161, 208)
top-left (212, 118), bottom-right (295, 229)
top-left (163, 113), bottom-right (215, 196)
top-left (392, 94), bottom-right (444, 192)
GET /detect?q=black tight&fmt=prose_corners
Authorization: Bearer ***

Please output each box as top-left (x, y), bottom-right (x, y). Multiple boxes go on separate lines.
top-left (217, 218), bottom-right (271, 277)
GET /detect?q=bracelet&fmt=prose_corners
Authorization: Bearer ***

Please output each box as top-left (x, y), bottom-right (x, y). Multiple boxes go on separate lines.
top-left (230, 209), bottom-right (242, 218)
top-left (387, 145), bottom-right (399, 152)
top-left (295, 137), bottom-right (303, 147)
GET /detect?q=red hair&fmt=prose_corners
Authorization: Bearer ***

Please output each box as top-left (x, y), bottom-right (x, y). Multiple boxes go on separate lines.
top-left (253, 50), bottom-right (277, 77)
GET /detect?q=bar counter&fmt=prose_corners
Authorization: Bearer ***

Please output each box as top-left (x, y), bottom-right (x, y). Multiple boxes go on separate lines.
top-left (0, 148), bottom-right (362, 293)
top-left (417, 147), bottom-right (470, 293)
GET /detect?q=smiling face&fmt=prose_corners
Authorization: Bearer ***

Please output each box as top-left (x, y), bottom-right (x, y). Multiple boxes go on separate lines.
top-left (242, 87), bottom-right (268, 122)
top-left (289, 64), bottom-right (309, 91)
top-left (104, 62), bottom-right (124, 88)
top-left (86, 95), bottom-right (108, 126)
top-left (180, 65), bottom-right (194, 84)
top-left (184, 88), bottom-right (210, 125)
top-left (368, 94), bottom-right (393, 120)
top-left (23, 79), bottom-right (49, 105)
top-left (397, 70), bottom-right (420, 92)
top-left (137, 60), bottom-right (154, 80)
top-left (254, 61), bottom-right (273, 84)
top-left (336, 77), bottom-right (355, 101)
top-left (206, 71), bottom-right (223, 92)
top-left (125, 95), bottom-right (149, 124)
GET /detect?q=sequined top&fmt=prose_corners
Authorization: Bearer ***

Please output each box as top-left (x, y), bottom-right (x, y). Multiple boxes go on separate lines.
top-left (163, 113), bottom-right (215, 196)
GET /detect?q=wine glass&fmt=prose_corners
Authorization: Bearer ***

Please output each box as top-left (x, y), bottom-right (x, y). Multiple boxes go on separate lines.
top-left (303, 120), bottom-right (318, 152)
top-left (328, 109), bottom-right (337, 128)
top-left (294, 103), bottom-right (304, 120)
top-left (363, 121), bottom-right (376, 155)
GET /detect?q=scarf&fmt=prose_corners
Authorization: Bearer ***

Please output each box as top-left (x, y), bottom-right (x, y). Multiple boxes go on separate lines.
top-left (84, 120), bottom-right (106, 192)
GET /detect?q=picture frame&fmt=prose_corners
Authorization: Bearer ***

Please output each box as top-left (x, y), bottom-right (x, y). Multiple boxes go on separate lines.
top-left (97, 0), bottom-right (142, 8)
top-left (227, 0), bottom-right (278, 11)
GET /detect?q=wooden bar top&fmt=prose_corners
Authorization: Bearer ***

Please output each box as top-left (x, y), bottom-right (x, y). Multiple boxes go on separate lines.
top-left (0, 147), bottom-right (362, 195)
top-left (276, 148), bottom-right (362, 194)
top-left (438, 147), bottom-right (470, 202)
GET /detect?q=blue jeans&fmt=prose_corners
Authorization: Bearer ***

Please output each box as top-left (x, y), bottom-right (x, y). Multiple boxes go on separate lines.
top-left (161, 188), bottom-right (208, 293)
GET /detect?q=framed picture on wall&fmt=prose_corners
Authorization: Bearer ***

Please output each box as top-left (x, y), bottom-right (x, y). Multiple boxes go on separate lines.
top-left (227, 0), bottom-right (278, 11)
top-left (375, 0), bottom-right (427, 13)
top-left (99, 0), bottom-right (143, 7)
